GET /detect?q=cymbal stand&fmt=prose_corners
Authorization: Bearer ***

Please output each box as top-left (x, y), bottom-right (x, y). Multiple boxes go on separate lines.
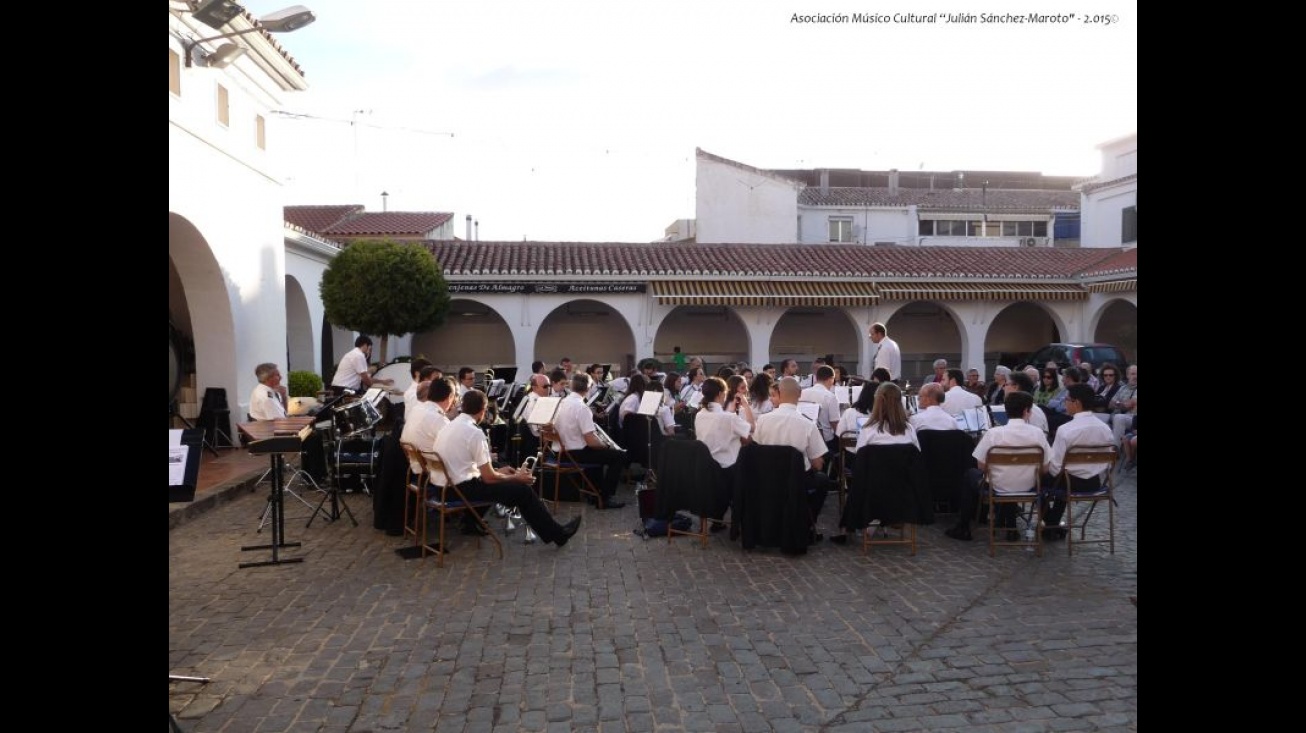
top-left (306, 434), bottom-right (359, 527)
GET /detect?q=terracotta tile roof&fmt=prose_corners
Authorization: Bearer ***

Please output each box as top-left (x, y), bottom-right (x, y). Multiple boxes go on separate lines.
top-left (325, 212), bottom-right (454, 237)
top-left (799, 187), bottom-right (1079, 211)
top-left (1078, 248), bottom-right (1137, 278)
top-left (423, 241), bottom-right (1132, 281)
top-left (1077, 173), bottom-right (1137, 194)
top-left (284, 205), bottom-right (363, 236)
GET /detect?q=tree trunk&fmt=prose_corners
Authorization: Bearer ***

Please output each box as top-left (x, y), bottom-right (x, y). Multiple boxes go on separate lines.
top-left (379, 334), bottom-right (390, 365)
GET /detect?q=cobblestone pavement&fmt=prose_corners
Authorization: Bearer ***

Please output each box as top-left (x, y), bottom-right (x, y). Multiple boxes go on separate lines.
top-left (169, 472), bottom-right (1137, 732)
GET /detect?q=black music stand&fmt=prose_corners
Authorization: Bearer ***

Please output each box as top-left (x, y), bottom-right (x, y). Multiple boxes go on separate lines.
top-left (169, 429), bottom-right (211, 732)
top-left (239, 425), bottom-right (309, 568)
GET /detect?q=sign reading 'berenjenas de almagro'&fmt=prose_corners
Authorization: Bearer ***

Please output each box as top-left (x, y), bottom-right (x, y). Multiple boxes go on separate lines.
top-left (447, 282), bottom-right (647, 295)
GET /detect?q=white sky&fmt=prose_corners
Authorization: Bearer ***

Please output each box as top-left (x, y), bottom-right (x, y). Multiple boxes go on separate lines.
top-left (250, 0), bottom-right (1137, 243)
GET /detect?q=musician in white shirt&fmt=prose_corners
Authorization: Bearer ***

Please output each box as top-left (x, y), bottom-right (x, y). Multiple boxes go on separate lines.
top-left (399, 379), bottom-right (455, 474)
top-left (1005, 372), bottom-right (1048, 435)
top-left (854, 382), bottom-right (920, 451)
top-left (434, 390), bottom-right (582, 547)
top-left (799, 365), bottom-right (842, 459)
top-left (248, 362), bottom-right (288, 421)
top-left (909, 383), bottom-right (960, 432)
top-left (551, 373), bottom-right (629, 508)
top-left (941, 369), bottom-right (983, 416)
top-left (695, 377), bottom-right (753, 470)
top-left (329, 336), bottom-right (391, 395)
top-left (403, 362), bottom-right (435, 415)
top-left (752, 377), bottom-right (832, 533)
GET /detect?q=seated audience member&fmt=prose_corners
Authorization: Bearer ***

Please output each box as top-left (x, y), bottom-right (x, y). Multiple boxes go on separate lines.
top-left (941, 368), bottom-right (983, 416)
top-left (963, 369), bottom-right (987, 401)
top-left (909, 382), bottom-right (959, 432)
top-left (986, 365), bottom-right (1011, 407)
top-left (945, 391), bottom-right (1051, 541)
top-left (752, 377), bottom-right (833, 538)
top-left (855, 381), bottom-right (920, 451)
top-left (1046, 367), bottom-right (1084, 415)
top-left (925, 358), bottom-right (949, 385)
top-left (1041, 384), bottom-right (1117, 540)
top-left (248, 362), bottom-right (288, 421)
top-left (434, 390), bottom-right (582, 547)
top-left (1121, 416), bottom-right (1138, 472)
top-left (1091, 362), bottom-right (1123, 414)
top-left (1033, 368), bottom-right (1063, 407)
top-left (1105, 365), bottom-right (1138, 443)
top-left (1080, 361), bottom-right (1101, 391)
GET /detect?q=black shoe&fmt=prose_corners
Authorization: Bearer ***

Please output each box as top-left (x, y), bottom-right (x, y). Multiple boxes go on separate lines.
top-left (1041, 527), bottom-right (1067, 541)
top-left (810, 531), bottom-right (824, 544)
top-left (829, 533), bottom-right (849, 546)
top-left (944, 525), bottom-right (973, 542)
top-left (555, 516), bottom-right (582, 547)
top-left (1005, 530), bottom-right (1021, 542)
top-left (596, 500), bottom-right (626, 510)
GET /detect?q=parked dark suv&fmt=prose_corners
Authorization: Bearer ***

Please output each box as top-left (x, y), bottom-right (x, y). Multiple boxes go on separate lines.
top-left (1027, 343), bottom-right (1129, 373)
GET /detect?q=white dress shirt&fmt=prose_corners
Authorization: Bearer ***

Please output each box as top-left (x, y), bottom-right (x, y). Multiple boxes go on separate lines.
top-left (248, 384), bottom-right (286, 421)
top-left (855, 422), bottom-right (920, 451)
top-left (330, 347), bottom-right (369, 390)
top-left (432, 413), bottom-right (489, 486)
top-left (399, 401), bottom-right (450, 472)
top-left (941, 385), bottom-right (983, 416)
top-left (873, 336), bottom-right (902, 380)
top-left (553, 393), bottom-right (597, 451)
top-left (752, 403), bottom-right (828, 471)
top-left (1048, 412), bottom-right (1117, 479)
top-left (910, 405), bottom-right (960, 432)
top-left (403, 381), bottom-right (421, 414)
top-left (799, 383), bottom-right (841, 442)
top-left (971, 419), bottom-right (1051, 494)
top-left (694, 402), bottom-right (752, 468)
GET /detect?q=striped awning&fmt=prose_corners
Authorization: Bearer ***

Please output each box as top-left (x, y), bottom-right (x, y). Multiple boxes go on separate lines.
top-left (652, 280), bottom-right (879, 307)
top-left (1084, 279), bottom-right (1137, 293)
top-left (876, 281), bottom-right (1087, 301)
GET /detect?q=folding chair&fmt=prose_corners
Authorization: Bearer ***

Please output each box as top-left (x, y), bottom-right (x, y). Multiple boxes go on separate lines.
top-left (537, 425), bottom-right (605, 510)
top-left (1058, 444), bottom-right (1118, 556)
top-left (399, 442), bottom-right (427, 545)
top-left (419, 451), bottom-right (504, 568)
top-left (848, 444), bottom-right (931, 556)
top-left (657, 438), bottom-right (727, 547)
top-left (836, 431), bottom-right (858, 514)
top-left (983, 445), bottom-right (1046, 557)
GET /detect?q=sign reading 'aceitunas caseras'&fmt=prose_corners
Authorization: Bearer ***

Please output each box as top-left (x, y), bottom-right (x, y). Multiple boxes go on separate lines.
top-left (447, 282), bottom-right (647, 294)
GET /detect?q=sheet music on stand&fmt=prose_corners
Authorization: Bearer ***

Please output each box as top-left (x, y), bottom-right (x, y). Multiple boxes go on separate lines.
top-left (954, 407), bottom-right (991, 433)
top-left (834, 386), bottom-right (850, 407)
top-left (637, 390), bottom-right (663, 416)
top-left (796, 402), bottom-right (820, 422)
top-left (989, 404), bottom-right (1009, 426)
top-left (513, 391), bottom-right (538, 421)
top-left (486, 379), bottom-right (507, 399)
top-left (526, 395), bottom-right (562, 425)
top-left (685, 390), bottom-right (704, 409)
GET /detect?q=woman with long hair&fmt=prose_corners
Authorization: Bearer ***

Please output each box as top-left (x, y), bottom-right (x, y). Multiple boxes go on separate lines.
top-left (617, 373), bottom-right (649, 429)
top-left (1033, 368), bottom-right (1063, 407)
top-left (855, 381), bottom-right (919, 450)
top-left (837, 380), bottom-right (878, 459)
top-left (748, 372), bottom-right (775, 416)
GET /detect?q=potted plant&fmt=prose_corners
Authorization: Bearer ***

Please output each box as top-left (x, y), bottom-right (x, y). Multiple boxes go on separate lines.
top-left (287, 370), bottom-right (324, 415)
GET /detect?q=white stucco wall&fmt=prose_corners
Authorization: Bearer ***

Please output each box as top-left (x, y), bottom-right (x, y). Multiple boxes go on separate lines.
top-left (798, 206), bottom-right (916, 245)
top-left (1081, 134), bottom-right (1137, 249)
top-left (696, 155), bottom-right (801, 243)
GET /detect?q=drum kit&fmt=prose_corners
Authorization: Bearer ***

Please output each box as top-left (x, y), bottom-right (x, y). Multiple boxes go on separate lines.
top-left (314, 391), bottom-right (385, 496)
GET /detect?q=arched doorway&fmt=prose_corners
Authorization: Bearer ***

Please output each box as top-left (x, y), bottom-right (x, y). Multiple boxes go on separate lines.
top-left (535, 299), bottom-right (636, 376)
top-left (168, 212), bottom-right (237, 424)
top-left (986, 302), bottom-right (1062, 371)
top-left (285, 275), bottom-right (314, 374)
top-left (653, 306), bottom-right (750, 373)
top-left (1093, 299), bottom-right (1138, 364)
top-left (771, 307), bottom-right (860, 375)
top-left (883, 301), bottom-right (964, 383)
top-left (411, 299), bottom-right (516, 374)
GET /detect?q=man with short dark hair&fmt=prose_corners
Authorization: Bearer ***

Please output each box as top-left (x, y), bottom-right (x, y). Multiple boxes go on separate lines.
top-left (549, 368), bottom-right (569, 398)
top-left (868, 322), bottom-right (901, 380)
top-left (456, 367), bottom-right (476, 398)
top-left (799, 365), bottom-right (841, 459)
top-left (402, 358), bottom-right (433, 414)
top-left (551, 373), bottom-right (629, 508)
top-left (942, 368), bottom-right (983, 416)
top-left (330, 336), bottom-right (392, 395)
top-left (434, 390), bottom-right (582, 547)
top-left (1006, 371), bottom-right (1048, 435)
top-left (1040, 383), bottom-right (1115, 540)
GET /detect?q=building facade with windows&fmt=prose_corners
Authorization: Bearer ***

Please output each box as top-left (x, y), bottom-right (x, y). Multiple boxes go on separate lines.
top-left (1077, 133), bottom-right (1137, 248)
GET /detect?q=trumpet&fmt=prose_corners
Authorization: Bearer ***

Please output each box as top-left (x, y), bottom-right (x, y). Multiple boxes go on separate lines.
top-left (593, 423), bottom-right (626, 452)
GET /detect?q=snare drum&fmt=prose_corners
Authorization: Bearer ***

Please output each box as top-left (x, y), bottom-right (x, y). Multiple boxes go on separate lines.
top-left (332, 399), bottom-right (381, 438)
top-left (335, 436), bottom-right (381, 493)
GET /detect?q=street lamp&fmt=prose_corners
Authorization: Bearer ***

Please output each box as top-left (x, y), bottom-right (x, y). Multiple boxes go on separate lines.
top-left (184, 2), bottom-right (316, 68)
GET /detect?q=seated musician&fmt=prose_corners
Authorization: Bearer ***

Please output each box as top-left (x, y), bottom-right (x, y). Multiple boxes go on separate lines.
top-left (642, 380), bottom-right (678, 436)
top-left (549, 368), bottom-right (570, 399)
top-left (434, 390), bottom-right (582, 547)
top-left (328, 336), bottom-right (391, 396)
top-left (516, 373), bottom-right (552, 463)
top-left (945, 390), bottom-right (1051, 542)
top-left (248, 362), bottom-right (288, 421)
top-left (401, 358), bottom-right (432, 414)
top-left (908, 383), bottom-right (958, 432)
top-left (552, 373), bottom-right (629, 509)
top-left (799, 365), bottom-right (842, 465)
top-left (752, 377), bottom-right (833, 540)
top-left (455, 367), bottom-right (476, 399)
top-left (941, 369), bottom-right (983, 416)
top-left (399, 378), bottom-right (456, 470)
top-left (1040, 383), bottom-right (1116, 540)
top-left (694, 377), bottom-right (753, 520)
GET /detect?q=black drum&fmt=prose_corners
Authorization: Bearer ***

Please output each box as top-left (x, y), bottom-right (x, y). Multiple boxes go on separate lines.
top-left (332, 399), bottom-right (381, 438)
top-left (335, 436), bottom-right (381, 493)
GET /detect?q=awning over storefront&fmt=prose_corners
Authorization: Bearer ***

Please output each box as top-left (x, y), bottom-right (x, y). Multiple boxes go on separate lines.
top-left (876, 281), bottom-right (1087, 301)
top-left (1083, 279), bottom-right (1136, 293)
top-left (652, 280), bottom-right (880, 307)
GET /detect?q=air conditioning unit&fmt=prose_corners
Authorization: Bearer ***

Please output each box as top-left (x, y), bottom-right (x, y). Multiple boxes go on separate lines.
top-left (1021, 237), bottom-right (1037, 247)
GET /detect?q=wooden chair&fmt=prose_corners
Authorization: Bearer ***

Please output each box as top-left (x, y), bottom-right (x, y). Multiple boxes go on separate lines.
top-left (983, 446), bottom-right (1046, 557)
top-left (1057, 445), bottom-right (1118, 556)
top-left (536, 425), bottom-right (604, 510)
top-left (399, 442), bottom-right (427, 545)
top-left (419, 451), bottom-right (503, 568)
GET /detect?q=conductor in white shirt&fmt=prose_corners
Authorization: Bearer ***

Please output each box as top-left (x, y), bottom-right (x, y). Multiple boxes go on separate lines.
top-left (867, 322), bottom-right (902, 381)
top-left (909, 383), bottom-right (959, 432)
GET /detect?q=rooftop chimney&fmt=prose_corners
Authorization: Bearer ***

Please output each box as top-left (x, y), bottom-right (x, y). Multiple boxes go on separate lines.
top-left (465, 214), bottom-right (472, 241)
top-left (888, 169), bottom-right (899, 197)
top-left (381, 191), bottom-right (389, 211)
top-left (819, 169), bottom-right (829, 195)
top-left (474, 220), bottom-right (479, 242)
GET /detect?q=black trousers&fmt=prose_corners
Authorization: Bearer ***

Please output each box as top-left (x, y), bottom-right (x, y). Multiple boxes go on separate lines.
top-left (1040, 473), bottom-right (1101, 526)
top-left (455, 479), bottom-right (565, 544)
top-left (805, 470), bottom-right (832, 526)
top-left (568, 447), bottom-right (629, 498)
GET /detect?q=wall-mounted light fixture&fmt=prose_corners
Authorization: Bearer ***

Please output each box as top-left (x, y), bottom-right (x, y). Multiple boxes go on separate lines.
top-left (184, 3), bottom-right (316, 68)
